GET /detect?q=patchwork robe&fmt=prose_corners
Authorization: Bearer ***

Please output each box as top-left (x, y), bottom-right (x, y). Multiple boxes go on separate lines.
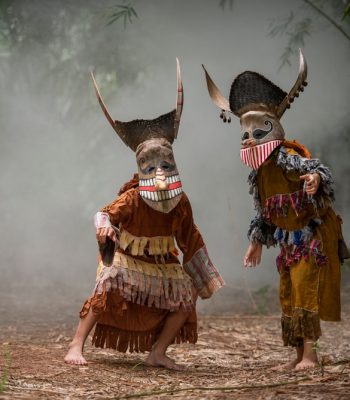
top-left (247, 141), bottom-right (343, 346)
top-left (80, 176), bottom-right (224, 352)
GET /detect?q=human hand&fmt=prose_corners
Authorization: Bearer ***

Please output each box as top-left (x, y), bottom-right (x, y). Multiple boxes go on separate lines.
top-left (300, 173), bottom-right (320, 196)
top-left (243, 241), bottom-right (263, 267)
top-left (96, 227), bottom-right (117, 244)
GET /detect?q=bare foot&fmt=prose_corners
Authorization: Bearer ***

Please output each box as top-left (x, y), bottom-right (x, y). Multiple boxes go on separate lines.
top-left (270, 346), bottom-right (303, 371)
top-left (145, 352), bottom-right (185, 371)
top-left (294, 340), bottom-right (318, 371)
top-left (294, 358), bottom-right (319, 371)
top-left (270, 358), bottom-right (301, 371)
top-left (64, 341), bottom-right (87, 365)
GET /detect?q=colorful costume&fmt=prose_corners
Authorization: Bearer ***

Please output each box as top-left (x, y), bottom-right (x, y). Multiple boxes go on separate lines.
top-left (203, 51), bottom-right (347, 346)
top-left (81, 60), bottom-right (224, 353)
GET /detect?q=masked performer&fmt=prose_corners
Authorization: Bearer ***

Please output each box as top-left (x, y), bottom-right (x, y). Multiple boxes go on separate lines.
top-left (203, 50), bottom-right (347, 371)
top-left (64, 60), bottom-right (224, 370)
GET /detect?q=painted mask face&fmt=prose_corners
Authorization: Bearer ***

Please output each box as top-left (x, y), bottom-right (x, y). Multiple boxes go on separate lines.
top-left (136, 138), bottom-right (183, 213)
top-left (240, 111), bottom-right (285, 148)
top-left (239, 111), bottom-right (284, 170)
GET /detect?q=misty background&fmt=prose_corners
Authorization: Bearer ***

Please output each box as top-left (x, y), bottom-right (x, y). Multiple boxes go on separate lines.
top-left (0, 0), bottom-right (349, 322)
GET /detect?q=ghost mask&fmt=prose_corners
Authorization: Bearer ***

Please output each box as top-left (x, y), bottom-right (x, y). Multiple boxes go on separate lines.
top-left (136, 138), bottom-right (182, 213)
top-left (202, 49), bottom-right (308, 170)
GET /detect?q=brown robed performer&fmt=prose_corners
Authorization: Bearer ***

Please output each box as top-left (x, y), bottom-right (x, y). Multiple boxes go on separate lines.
top-left (64, 59), bottom-right (224, 370)
top-left (203, 50), bottom-right (348, 371)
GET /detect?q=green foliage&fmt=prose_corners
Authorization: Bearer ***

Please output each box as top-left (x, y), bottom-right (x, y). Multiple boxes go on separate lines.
top-left (343, 1), bottom-right (350, 20)
top-left (219, 0), bottom-right (234, 11)
top-left (269, 13), bottom-right (311, 70)
top-left (312, 339), bottom-right (320, 352)
top-left (269, 0), bottom-right (350, 69)
top-left (105, 3), bottom-right (138, 28)
top-left (0, 347), bottom-right (11, 394)
top-left (0, 1), bottom-right (142, 122)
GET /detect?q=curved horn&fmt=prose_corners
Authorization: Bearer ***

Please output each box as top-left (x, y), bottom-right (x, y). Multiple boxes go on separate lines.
top-left (202, 64), bottom-right (231, 112)
top-left (174, 57), bottom-right (183, 139)
top-left (276, 49), bottom-right (308, 119)
top-left (90, 71), bottom-right (119, 134)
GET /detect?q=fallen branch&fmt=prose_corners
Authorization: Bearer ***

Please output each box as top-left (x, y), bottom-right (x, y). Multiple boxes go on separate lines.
top-left (114, 376), bottom-right (310, 399)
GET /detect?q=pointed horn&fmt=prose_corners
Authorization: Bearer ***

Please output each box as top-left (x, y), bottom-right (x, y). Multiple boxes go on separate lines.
top-left (90, 71), bottom-right (119, 133)
top-left (174, 57), bottom-right (183, 139)
top-left (276, 49), bottom-right (308, 118)
top-left (202, 64), bottom-right (231, 112)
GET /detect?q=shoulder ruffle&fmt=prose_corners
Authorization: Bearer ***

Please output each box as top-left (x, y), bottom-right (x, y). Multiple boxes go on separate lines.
top-left (276, 146), bottom-right (335, 204)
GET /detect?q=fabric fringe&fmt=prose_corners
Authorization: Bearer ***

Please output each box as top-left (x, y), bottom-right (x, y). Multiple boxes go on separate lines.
top-left (263, 189), bottom-right (309, 220)
top-left (276, 146), bottom-right (335, 204)
top-left (246, 144), bottom-right (335, 244)
top-left (183, 246), bottom-right (224, 299)
top-left (276, 240), bottom-right (327, 272)
top-left (119, 229), bottom-right (176, 256)
top-left (274, 225), bottom-right (314, 246)
top-left (281, 310), bottom-right (321, 347)
top-left (247, 170), bottom-right (261, 213)
top-left (247, 214), bottom-right (277, 248)
top-left (94, 252), bottom-right (194, 311)
top-left (92, 322), bottom-right (198, 353)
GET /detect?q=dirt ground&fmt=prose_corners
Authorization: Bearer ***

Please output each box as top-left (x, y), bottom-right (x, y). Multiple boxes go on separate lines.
top-left (1, 311), bottom-right (350, 400)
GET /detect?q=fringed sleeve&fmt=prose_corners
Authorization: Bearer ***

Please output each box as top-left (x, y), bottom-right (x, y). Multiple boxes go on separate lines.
top-left (175, 194), bottom-right (224, 299)
top-left (248, 213), bottom-right (277, 248)
top-left (276, 147), bottom-right (335, 206)
top-left (246, 170), bottom-right (277, 247)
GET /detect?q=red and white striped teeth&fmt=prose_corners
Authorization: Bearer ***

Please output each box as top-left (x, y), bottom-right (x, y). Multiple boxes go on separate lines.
top-left (139, 174), bottom-right (182, 201)
top-left (240, 140), bottom-right (282, 170)
top-left (139, 175), bottom-right (181, 187)
top-left (139, 178), bottom-right (156, 187)
top-left (139, 186), bottom-right (183, 202)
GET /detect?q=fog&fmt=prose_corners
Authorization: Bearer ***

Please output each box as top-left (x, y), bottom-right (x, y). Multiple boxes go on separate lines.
top-left (0, 0), bottom-right (349, 319)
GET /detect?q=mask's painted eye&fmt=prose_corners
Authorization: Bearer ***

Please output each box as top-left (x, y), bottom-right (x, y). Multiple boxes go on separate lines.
top-left (241, 132), bottom-right (249, 140)
top-left (252, 120), bottom-right (273, 139)
top-left (146, 166), bottom-right (155, 174)
top-left (160, 161), bottom-right (174, 172)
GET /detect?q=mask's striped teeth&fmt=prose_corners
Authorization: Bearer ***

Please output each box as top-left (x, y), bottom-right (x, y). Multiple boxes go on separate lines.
top-left (139, 176), bottom-right (183, 202)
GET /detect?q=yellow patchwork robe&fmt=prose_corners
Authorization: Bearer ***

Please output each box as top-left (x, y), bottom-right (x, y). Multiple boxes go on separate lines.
top-left (248, 141), bottom-right (343, 346)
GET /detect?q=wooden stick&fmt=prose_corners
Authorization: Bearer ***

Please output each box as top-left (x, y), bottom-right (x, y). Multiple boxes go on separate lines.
top-left (115, 376), bottom-right (310, 399)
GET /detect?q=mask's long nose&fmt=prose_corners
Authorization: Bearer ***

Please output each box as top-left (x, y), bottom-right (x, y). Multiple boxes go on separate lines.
top-left (155, 167), bottom-right (168, 190)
